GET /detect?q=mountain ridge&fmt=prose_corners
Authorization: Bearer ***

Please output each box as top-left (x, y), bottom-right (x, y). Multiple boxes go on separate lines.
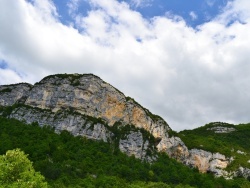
top-left (0, 73), bottom-right (249, 180)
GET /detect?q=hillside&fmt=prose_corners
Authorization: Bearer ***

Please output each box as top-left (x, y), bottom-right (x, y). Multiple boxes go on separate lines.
top-left (0, 73), bottom-right (250, 186)
top-left (0, 116), bottom-right (247, 187)
top-left (178, 122), bottom-right (250, 176)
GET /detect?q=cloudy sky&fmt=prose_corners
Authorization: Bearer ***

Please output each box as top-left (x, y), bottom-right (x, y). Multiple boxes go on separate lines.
top-left (1, 0), bottom-right (250, 131)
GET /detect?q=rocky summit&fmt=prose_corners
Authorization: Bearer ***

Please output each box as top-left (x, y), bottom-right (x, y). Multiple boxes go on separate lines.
top-left (0, 73), bottom-right (235, 177)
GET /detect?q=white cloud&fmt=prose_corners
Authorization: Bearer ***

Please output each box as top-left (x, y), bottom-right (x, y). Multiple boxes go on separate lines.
top-left (206, 0), bottom-right (216, 7)
top-left (189, 11), bottom-right (198, 20)
top-left (0, 69), bottom-right (23, 85)
top-left (130, 0), bottom-right (153, 8)
top-left (67, 0), bottom-right (80, 17)
top-left (0, 0), bottom-right (250, 131)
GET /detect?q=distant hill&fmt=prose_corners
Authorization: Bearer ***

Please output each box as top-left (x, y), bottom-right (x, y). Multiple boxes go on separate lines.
top-left (178, 122), bottom-right (250, 178)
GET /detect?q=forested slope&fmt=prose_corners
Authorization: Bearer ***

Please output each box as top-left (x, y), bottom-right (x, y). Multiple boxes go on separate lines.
top-left (1, 117), bottom-right (248, 187)
top-left (178, 122), bottom-right (250, 172)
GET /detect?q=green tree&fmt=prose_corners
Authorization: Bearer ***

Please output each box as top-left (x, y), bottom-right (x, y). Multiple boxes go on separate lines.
top-left (0, 149), bottom-right (48, 188)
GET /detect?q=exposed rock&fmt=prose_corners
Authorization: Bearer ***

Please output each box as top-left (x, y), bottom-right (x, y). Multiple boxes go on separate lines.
top-left (207, 126), bottom-right (236, 133)
top-left (119, 131), bottom-right (154, 161)
top-left (24, 74), bottom-right (170, 139)
top-left (185, 149), bottom-right (212, 173)
top-left (209, 153), bottom-right (229, 175)
top-left (9, 106), bottom-right (112, 142)
top-left (237, 150), bottom-right (246, 155)
top-left (8, 106), bottom-right (157, 162)
top-left (235, 167), bottom-right (250, 179)
top-left (0, 74), bottom-right (233, 177)
top-left (157, 136), bottom-right (189, 161)
top-left (184, 149), bottom-right (229, 176)
top-left (0, 83), bottom-right (31, 106)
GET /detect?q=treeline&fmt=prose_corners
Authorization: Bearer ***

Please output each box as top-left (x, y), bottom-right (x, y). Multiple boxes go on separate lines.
top-left (0, 117), bottom-right (249, 187)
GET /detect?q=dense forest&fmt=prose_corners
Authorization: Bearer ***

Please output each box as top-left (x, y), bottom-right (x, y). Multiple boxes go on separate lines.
top-left (1, 117), bottom-right (250, 187)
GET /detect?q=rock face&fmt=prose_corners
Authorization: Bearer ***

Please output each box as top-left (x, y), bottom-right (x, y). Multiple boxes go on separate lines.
top-left (9, 106), bottom-right (113, 142)
top-left (235, 167), bottom-right (250, 179)
top-left (7, 105), bottom-right (155, 161)
top-left (0, 83), bottom-right (31, 106)
top-left (207, 126), bottom-right (236, 133)
top-left (184, 149), bottom-right (229, 176)
top-left (0, 74), bottom-right (232, 176)
top-left (119, 131), bottom-right (152, 161)
top-left (25, 74), bottom-right (169, 140)
top-left (157, 136), bottom-right (189, 161)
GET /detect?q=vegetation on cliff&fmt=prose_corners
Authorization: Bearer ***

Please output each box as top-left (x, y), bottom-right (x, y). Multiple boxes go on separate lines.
top-left (0, 117), bottom-right (249, 187)
top-left (178, 122), bottom-right (250, 172)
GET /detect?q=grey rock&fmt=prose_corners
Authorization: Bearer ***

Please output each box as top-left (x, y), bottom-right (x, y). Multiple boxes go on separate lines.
top-left (236, 150), bottom-right (246, 155)
top-left (9, 106), bottom-right (112, 142)
top-left (24, 74), bottom-right (170, 139)
top-left (157, 136), bottom-right (189, 161)
top-left (207, 126), bottom-right (236, 133)
top-left (0, 83), bottom-right (31, 106)
top-left (119, 131), bottom-right (153, 161)
top-left (184, 149), bottom-right (229, 176)
top-left (235, 167), bottom-right (250, 179)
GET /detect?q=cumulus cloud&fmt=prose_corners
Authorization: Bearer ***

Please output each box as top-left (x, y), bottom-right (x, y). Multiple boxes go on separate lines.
top-left (0, 0), bottom-right (250, 131)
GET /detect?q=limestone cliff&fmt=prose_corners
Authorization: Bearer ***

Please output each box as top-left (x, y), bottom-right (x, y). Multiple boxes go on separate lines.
top-left (9, 106), bottom-right (113, 142)
top-left (0, 74), bottom-right (233, 177)
top-left (2, 105), bottom-right (156, 161)
top-left (25, 74), bottom-right (169, 140)
top-left (0, 83), bottom-right (32, 106)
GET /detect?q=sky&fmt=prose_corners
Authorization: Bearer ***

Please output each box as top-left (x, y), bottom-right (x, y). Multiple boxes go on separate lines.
top-left (0, 0), bottom-right (250, 131)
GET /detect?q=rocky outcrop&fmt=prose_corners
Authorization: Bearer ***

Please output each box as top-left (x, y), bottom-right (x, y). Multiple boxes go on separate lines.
top-left (157, 136), bottom-right (189, 161)
top-left (235, 167), bottom-right (250, 179)
top-left (6, 105), bottom-right (155, 161)
top-left (119, 131), bottom-right (154, 161)
top-left (25, 74), bottom-right (170, 140)
top-left (157, 137), bottom-right (230, 176)
top-left (207, 126), bottom-right (236, 133)
top-left (184, 149), bottom-right (229, 176)
top-left (0, 83), bottom-right (31, 106)
top-left (9, 106), bottom-right (113, 142)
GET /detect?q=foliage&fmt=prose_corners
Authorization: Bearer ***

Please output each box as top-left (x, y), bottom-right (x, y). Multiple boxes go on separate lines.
top-left (0, 117), bottom-right (248, 187)
top-left (0, 149), bottom-right (48, 188)
top-left (0, 88), bottom-right (12, 93)
top-left (178, 122), bottom-right (250, 171)
top-left (36, 73), bottom-right (103, 87)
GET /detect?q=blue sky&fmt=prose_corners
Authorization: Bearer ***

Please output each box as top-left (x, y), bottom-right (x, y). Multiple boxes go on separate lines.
top-left (0, 60), bottom-right (8, 69)
top-left (0, 0), bottom-right (250, 131)
top-left (51, 0), bottom-right (232, 27)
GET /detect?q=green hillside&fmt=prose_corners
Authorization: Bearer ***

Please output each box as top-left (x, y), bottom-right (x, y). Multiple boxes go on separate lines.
top-left (1, 117), bottom-right (249, 187)
top-left (178, 122), bottom-right (250, 171)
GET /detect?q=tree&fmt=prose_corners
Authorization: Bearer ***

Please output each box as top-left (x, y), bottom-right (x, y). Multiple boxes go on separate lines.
top-left (0, 149), bottom-right (48, 188)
